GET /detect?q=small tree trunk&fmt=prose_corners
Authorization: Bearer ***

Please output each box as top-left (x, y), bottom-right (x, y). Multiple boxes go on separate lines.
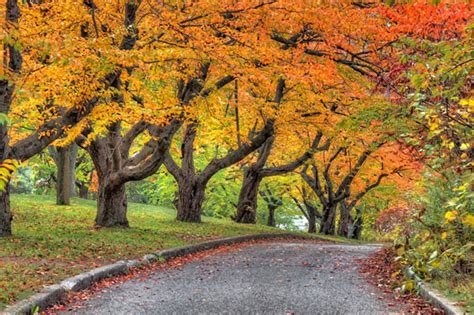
top-left (78, 183), bottom-right (89, 199)
top-left (320, 205), bottom-right (336, 235)
top-left (337, 204), bottom-right (351, 237)
top-left (235, 169), bottom-right (262, 224)
top-left (267, 206), bottom-right (276, 227)
top-left (307, 209), bottom-right (317, 233)
top-left (176, 178), bottom-right (205, 223)
top-left (0, 186), bottom-right (12, 237)
top-left (95, 178), bottom-right (128, 227)
top-left (56, 144), bottom-right (77, 205)
top-left (352, 216), bottom-right (363, 240)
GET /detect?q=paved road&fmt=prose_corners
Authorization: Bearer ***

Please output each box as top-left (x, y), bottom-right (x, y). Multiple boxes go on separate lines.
top-left (64, 242), bottom-right (403, 315)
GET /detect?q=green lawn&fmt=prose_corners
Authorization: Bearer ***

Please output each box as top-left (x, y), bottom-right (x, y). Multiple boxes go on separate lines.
top-left (0, 194), bottom-right (288, 308)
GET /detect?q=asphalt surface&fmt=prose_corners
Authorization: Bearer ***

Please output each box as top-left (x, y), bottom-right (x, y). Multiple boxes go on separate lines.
top-left (63, 242), bottom-right (402, 315)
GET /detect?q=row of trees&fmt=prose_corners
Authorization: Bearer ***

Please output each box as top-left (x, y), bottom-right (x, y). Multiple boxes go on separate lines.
top-left (1, 1), bottom-right (471, 239)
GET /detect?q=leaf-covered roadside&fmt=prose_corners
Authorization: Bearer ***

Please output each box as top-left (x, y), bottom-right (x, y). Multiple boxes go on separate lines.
top-left (357, 248), bottom-right (444, 314)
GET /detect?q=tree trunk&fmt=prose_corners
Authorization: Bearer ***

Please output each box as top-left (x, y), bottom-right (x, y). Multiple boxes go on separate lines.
top-left (235, 169), bottom-right (262, 224)
top-left (0, 186), bottom-right (11, 237)
top-left (337, 204), bottom-right (351, 237)
top-left (176, 178), bottom-right (205, 223)
top-left (352, 216), bottom-right (363, 240)
top-left (307, 209), bottom-right (317, 233)
top-left (78, 184), bottom-right (89, 199)
top-left (320, 205), bottom-right (337, 235)
top-left (267, 206), bottom-right (276, 227)
top-left (56, 144), bottom-right (77, 205)
top-left (95, 178), bottom-right (128, 227)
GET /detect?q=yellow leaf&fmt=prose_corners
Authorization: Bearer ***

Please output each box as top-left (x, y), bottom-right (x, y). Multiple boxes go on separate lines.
top-left (462, 215), bottom-right (474, 227)
top-left (445, 211), bottom-right (458, 222)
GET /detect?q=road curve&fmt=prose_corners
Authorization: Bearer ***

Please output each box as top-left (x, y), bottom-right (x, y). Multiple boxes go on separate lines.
top-left (62, 242), bottom-right (404, 315)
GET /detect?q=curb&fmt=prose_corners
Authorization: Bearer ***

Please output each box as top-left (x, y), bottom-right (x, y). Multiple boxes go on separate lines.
top-left (2, 232), bottom-right (320, 315)
top-left (417, 282), bottom-right (465, 315)
top-left (405, 269), bottom-right (465, 315)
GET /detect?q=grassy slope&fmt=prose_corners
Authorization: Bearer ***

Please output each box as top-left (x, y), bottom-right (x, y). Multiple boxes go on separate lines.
top-left (0, 194), bottom-right (341, 308)
top-left (431, 278), bottom-right (474, 313)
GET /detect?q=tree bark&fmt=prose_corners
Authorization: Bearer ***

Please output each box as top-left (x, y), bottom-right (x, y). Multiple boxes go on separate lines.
top-left (56, 144), bottom-right (77, 205)
top-left (307, 207), bottom-right (317, 233)
top-left (175, 178), bottom-right (205, 223)
top-left (320, 205), bottom-right (337, 235)
top-left (77, 183), bottom-right (89, 199)
top-left (267, 206), bottom-right (276, 227)
top-left (0, 0), bottom-right (20, 237)
top-left (0, 187), bottom-right (12, 237)
top-left (337, 203), bottom-right (351, 237)
top-left (235, 169), bottom-right (262, 224)
top-left (95, 178), bottom-right (128, 227)
top-left (352, 211), bottom-right (363, 240)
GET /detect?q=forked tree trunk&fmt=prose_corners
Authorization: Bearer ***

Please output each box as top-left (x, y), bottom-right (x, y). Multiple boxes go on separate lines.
top-left (320, 205), bottom-right (337, 235)
top-left (95, 178), bottom-right (128, 227)
top-left (234, 169), bottom-right (262, 224)
top-left (56, 144), bottom-right (77, 205)
top-left (176, 178), bottom-right (205, 223)
top-left (0, 187), bottom-right (11, 237)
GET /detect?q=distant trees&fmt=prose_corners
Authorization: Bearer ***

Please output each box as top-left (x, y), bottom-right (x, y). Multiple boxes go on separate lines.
top-left (300, 143), bottom-right (385, 236)
top-left (235, 130), bottom-right (329, 224)
top-left (260, 185), bottom-right (283, 227)
top-left (291, 186), bottom-right (321, 234)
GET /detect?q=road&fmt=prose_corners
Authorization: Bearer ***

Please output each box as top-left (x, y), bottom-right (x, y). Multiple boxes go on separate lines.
top-left (63, 242), bottom-right (404, 315)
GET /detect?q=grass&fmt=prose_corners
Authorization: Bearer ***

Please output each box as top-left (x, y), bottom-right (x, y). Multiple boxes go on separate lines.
top-left (0, 194), bottom-right (344, 308)
top-left (430, 277), bottom-right (474, 313)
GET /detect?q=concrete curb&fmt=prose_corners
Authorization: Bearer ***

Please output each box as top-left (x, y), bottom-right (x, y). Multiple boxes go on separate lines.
top-left (405, 269), bottom-right (465, 315)
top-left (2, 232), bottom-right (319, 315)
top-left (417, 282), bottom-right (465, 315)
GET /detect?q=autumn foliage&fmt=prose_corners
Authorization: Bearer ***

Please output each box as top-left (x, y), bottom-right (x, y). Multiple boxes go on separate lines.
top-left (0, 0), bottom-right (471, 291)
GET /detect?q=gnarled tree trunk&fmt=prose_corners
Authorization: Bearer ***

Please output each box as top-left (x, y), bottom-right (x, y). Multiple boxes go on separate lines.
top-left (320, 205), bottom-right (337, 235)
top-left (96, 178), bottom-right (128, 227)
top-left (234, 169), bottom-right (262, 224)
top-left (337, 203), bottom-right (351, 237)
top-left (0, 187), bottom-right (12, 237)
top-left (175, 178), bottom-right (205, 223)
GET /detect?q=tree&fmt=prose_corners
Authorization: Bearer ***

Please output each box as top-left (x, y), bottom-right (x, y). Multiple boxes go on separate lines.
top-left (338, 172), bottom-right (389, 238)
top-left (301, 142), bottom-right (384, 235)
top-left (49, 144), bottom-right (78, 205)
top-left (74, 149), bottom-right (94, 199)
top-left (290, 186), bottom-right (321, 233)
top-left (1, 1), bottom-right (114, 236)
top-left (234, 130), bottom-right (329, 224)
top-left (259, 184), bottom-right (283, 227)
top-left (163, 76), bottom-right (279, 222)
